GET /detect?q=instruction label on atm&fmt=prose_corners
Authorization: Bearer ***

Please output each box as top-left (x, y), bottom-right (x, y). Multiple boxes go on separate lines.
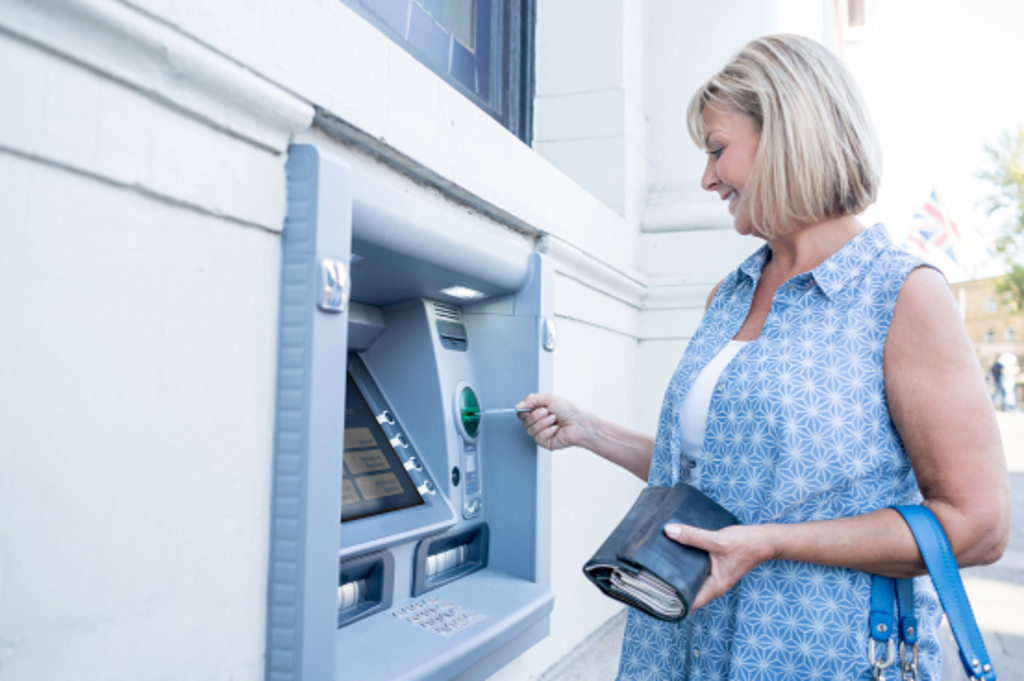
top-left (346, 448), bottom-right (389, 474)
top-left (344, 427), bottom-right (377, 450)
top-left (354, 472), bottom-right (404, 500)
top-left (342, 478), bottom-right (360, 505)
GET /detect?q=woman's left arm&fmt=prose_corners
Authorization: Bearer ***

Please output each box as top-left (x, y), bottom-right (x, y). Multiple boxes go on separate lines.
top-left (881, 266), bottom-right (1010, 565)
top-left (666, 266), bottom-right (1011, 611)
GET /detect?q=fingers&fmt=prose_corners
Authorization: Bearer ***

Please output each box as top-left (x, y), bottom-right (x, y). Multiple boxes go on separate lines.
top-left (528, 413), bottom-right (558, 438)
top-left (513, 393), bottom-right (553, 441)
top-left (516, 393), bottom-right (547, 410)
top-left (663, 523), bottom-right (716, 550)
top-left (516, 394), bottom-right (555, 420)
top-left (522, 409), bottom-right (559, 446)
top-left (515, 403), bottom-right (551, 426)
top-left (663, 524), bottom-right (734, 612)
top-left (516, 395), bottom-right (559, 431)
top-left (515, 393), bottom-right (578, 449)
top-left (689, 577), bottom-right (719, 612)
top-left (662, 524), bottom-right (773, 612)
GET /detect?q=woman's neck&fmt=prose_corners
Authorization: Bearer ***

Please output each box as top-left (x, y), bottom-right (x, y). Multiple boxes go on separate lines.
top-left (762, 215), bottom-right (865, 278)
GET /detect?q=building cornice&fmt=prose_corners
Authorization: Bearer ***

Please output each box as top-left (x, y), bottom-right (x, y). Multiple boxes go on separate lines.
top-left (1, 0), bottom-right (312, 153)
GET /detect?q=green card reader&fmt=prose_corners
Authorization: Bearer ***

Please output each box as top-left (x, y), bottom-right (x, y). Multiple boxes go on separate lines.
top-left (454, 382), bottom-right (482, 518)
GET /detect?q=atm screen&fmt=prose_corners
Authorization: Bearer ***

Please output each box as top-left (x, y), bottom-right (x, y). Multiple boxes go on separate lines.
top-left (342, 373), bottom-right (425, 522)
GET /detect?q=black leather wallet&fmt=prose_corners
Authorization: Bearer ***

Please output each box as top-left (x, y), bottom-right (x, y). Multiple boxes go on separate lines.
top-left (582, 482), bottom-right (739, 622)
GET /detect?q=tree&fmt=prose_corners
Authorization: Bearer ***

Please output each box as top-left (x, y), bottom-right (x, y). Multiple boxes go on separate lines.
top-left (979, 126), bottom-right (1024, 310)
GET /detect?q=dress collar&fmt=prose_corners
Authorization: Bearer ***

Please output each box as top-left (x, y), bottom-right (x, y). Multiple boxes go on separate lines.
top-left (736, 223), bottom-right (893, 301)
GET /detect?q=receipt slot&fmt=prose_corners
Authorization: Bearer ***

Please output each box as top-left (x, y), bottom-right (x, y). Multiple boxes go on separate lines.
top-left (266, 145), bottom-right (554, 681)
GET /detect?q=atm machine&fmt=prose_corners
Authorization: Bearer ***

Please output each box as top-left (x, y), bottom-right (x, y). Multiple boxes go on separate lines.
top-left (265, 145), bottom-right (554, 681)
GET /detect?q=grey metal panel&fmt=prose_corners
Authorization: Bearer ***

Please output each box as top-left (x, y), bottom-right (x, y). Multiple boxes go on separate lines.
top-left (266, 144), bottom-right (350, 680)
top-left (349, 170), bottom-right (532, 308)
top-left (449, 618), bottom-right (552, 681)
top-left (464, 253), bottom-right (554, 584)
top-left (347, 301), bottom-right (387, 351)
top-left (335, 571), bottom-right (554, 681)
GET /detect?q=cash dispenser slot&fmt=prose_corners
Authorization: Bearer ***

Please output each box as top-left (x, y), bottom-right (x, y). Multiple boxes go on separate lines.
top-left (338, 551), bottom-right (394, 627)
top-left (413, 524), bottom-right (489, 596)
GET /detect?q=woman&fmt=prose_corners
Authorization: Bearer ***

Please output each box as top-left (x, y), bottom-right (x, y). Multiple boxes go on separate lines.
top-left (518, 34), bottom-right (1009, 680)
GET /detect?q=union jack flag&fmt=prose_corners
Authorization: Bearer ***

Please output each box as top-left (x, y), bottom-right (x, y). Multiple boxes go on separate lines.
top-left (904, 190), bottom-right (962, 263)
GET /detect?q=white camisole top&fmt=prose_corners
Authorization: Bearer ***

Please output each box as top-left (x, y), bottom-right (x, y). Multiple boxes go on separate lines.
top-left (678, 340), bottom-right (748, 458)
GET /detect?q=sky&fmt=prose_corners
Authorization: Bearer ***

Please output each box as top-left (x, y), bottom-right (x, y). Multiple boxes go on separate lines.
top-left (845, 0), bottom-right (1024, 282)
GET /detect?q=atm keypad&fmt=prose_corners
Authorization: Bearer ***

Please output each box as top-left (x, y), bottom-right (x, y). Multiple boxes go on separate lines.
top-left (393, 597), bottom-right (484, 638)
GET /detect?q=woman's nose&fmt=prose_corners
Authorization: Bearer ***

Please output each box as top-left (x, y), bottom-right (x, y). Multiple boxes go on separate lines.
top-left (701, 156), bottom-right (718, 191)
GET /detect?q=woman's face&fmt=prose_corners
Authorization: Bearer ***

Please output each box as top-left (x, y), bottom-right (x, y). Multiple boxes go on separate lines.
top-left (700, 105), bottom-right (761, 236)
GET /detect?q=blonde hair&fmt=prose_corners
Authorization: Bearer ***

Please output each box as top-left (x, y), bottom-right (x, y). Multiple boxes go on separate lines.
top-left (686, 34), bottom-right (881, 237)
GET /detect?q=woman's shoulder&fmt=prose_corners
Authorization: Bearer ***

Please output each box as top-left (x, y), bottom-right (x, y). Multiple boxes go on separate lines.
top-left (893, 264), bottom-right (950, 306)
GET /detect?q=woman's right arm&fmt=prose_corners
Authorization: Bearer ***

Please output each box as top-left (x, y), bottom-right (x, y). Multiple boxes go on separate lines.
top-left (516, 393), bottom-right (654, 481)
top-left (514, 278), bottom-right (721, 480)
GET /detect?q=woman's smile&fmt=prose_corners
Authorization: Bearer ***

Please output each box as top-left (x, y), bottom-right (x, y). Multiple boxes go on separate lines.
top-left (724, 190), bottom-right (739, 214)
top-left (700, 104), bottom-right (761, 234)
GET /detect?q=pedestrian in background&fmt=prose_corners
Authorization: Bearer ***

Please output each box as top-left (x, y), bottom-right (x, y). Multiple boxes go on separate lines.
top-left (518, 33), bottom-right (1010, 680)
top-left (999, 353), bottom-right (1018, 411)
top-left (991, 357), bottom-right (1004, 409)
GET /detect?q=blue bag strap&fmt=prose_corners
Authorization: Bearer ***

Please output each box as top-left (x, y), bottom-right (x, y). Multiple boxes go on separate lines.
top-left (869, 575), bottom-right (917, 679)
top-left (896, 577), bottom-right (918, 645)
top-left (868, 576), bottom-right (897, 677)
top-left (893, 505), bottom-right (996, 681)
top-left (870, 576), bottom-right (897, 642)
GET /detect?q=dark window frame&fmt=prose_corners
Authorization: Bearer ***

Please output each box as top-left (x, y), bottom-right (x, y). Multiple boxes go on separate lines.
top-left (343, 0), bottom-right (535, 144)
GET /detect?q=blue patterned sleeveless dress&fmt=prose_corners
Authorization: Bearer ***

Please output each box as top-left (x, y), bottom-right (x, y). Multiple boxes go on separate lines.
top-left (617, 224), bottom-right (943, 681)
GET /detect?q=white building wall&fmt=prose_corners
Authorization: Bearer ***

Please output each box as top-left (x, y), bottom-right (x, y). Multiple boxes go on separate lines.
top-left (533, 0), bottom-right (647, 228)
top-left (0, 1), bottom-right (835, 679)
top-left (0, 1), bottom-right (308, 677)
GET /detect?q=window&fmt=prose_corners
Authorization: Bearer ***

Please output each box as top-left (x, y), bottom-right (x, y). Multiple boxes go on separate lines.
top-left (847, 0), bottom-right (866, 27)
top-left (1006, 327), bottom-right (1017, 342)
top-left (985, 297), bottom-right (999, 314)
top-left (985, 329), bottom-right (996, 343)
top-left (343, 0), bottom-right (535, 143)
top-left (842, 0), bottom-right (876, 41)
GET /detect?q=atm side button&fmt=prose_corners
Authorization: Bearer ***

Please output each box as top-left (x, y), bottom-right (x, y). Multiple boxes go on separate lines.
top-left (463, 498), bottom-right (481, 516)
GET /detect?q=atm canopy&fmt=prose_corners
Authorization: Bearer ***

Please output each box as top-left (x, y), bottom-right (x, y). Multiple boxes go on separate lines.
top-left (349, 172), bottom-right (534, 308)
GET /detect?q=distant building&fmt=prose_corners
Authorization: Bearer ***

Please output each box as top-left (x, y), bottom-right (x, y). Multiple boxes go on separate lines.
top-left (950, 276), bottom-right (1024, 370)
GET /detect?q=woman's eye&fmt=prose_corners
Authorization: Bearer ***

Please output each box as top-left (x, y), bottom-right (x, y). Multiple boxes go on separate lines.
top-left (709, 147), bottom-right (724, 159)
